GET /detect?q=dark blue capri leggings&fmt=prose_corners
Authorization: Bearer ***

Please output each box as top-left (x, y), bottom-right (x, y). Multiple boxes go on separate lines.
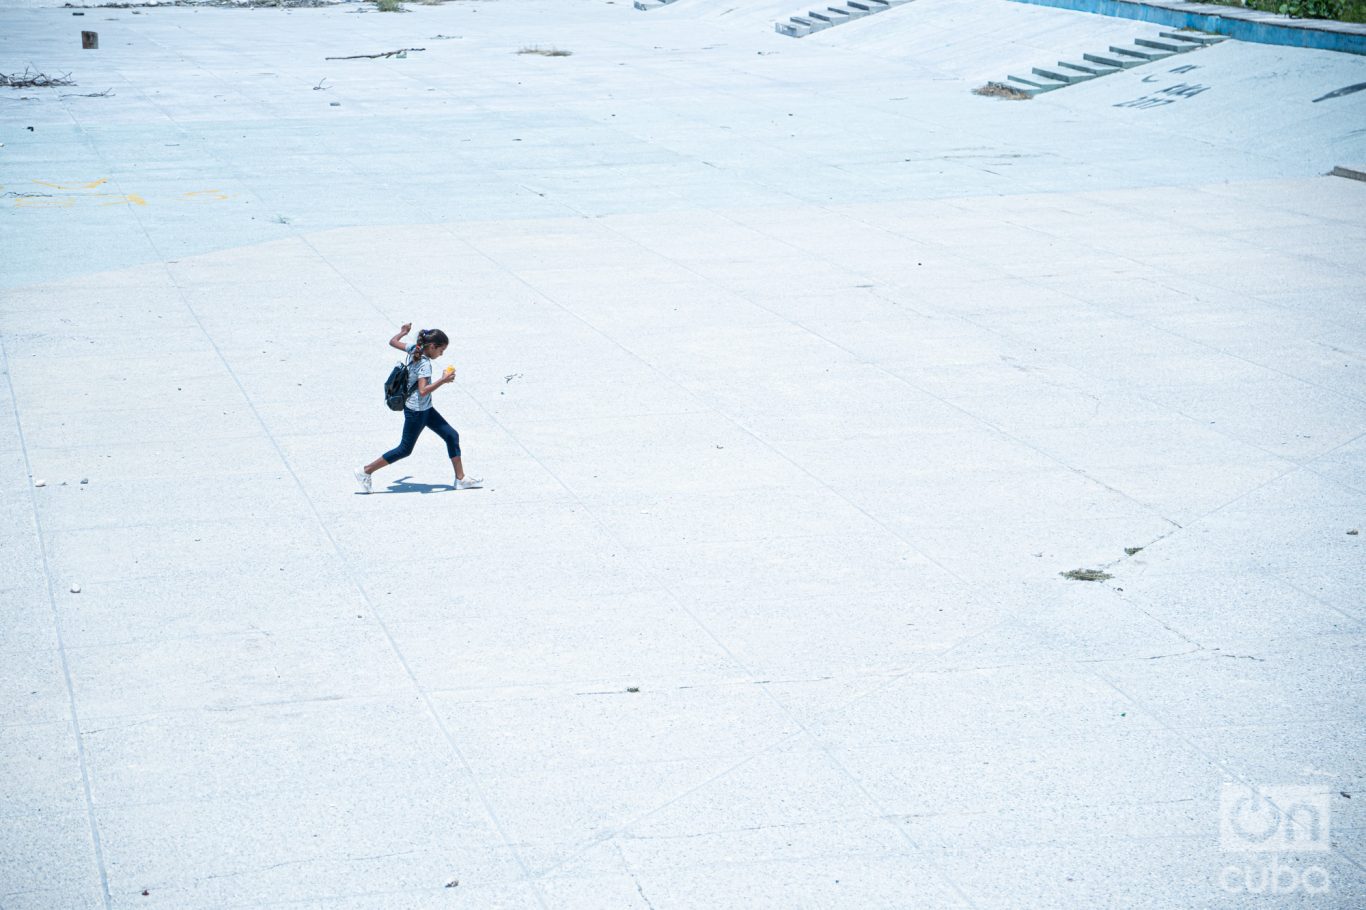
top-left (382, 407), bottom-right (461, 462)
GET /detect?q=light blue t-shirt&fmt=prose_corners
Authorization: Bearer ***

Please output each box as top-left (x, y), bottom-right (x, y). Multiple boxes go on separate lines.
top-left (403, 344), bottom-right (433, 411)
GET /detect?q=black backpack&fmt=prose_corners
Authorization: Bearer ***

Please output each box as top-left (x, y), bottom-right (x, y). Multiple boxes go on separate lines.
top-left (383, 358), bottom-right (418, 411)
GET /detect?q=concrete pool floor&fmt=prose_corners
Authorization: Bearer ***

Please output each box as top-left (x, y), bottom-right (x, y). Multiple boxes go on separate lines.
top-left (2, 0), bottom-right (1364, 906)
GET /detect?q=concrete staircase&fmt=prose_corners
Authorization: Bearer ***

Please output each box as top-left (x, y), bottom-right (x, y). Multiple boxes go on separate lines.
top-left (1003, 30), bottom-right (1223, 95)
top-left (775, 0), bottom-right (912, 37)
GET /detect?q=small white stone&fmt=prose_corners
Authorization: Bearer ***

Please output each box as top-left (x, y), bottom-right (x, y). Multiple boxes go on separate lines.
top-left (70, 584), bottom-right (81, 594)
top-left (34, 479), bottom-right (46, 487)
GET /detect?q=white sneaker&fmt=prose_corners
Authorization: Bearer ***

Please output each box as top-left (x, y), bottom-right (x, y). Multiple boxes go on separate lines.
top-left (354, 468), bottom-right (372, 494)
top-left (455, 475), bottom-right (483, 490)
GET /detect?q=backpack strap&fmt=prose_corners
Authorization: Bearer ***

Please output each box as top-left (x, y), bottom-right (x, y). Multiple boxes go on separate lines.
top-left (404, 353), bottom-right (423, 399)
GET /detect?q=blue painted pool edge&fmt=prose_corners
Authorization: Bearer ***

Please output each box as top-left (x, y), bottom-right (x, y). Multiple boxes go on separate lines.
top-left (1008, 0), bottom-right (1366, 55)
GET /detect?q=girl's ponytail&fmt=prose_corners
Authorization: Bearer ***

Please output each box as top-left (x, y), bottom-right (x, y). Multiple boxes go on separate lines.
top-left (412, 328), bottom-right (449, 361)
top-left (412, 328), bottom-right (432, 361)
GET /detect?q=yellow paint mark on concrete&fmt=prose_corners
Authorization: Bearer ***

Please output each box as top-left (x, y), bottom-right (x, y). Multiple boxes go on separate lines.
top-left (92, 193), bottom-right (147, 206)
top-left (183, 189), bottom-right (230, 202)
top-left (32, 178), bottom-right (109, 191)
top-left (16, 196), bottom-right (77, 208)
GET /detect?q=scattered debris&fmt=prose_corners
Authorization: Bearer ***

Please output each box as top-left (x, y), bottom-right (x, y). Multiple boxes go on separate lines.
top-left (141, 890), bottom-right (149, 897)
top-left (1061, 568), bottom-right (1113, 582)
top-left (60, 88), bottom-right (115, 98)
top-left (312, 78), bottom-right (329, 91)
top-left (1124, 546), bottom-right (1144, 556)
top-left (1344, 792), bottom-right (1352, 798)
top-left (626, 686), bottom-right (640, 693)
top-left (1, 69), bottom-right (76, 89)
top-left (430, 34), bottom-right (461, 39)
top-left (504, 373), bottom-right (522, 383)
top-left (973, 81), bottom-right (1031, 101)
top-left (80, 478), bottom-right (89, 484)
top-left (70, 583), bottom-right (81, 593)
top-left (445, 879), bottom-right (459, 888)
top-left (272, 214), bottom-right (291, 224)
top-left (1348, 528), bottom-right (1359, 536)
top-left (326, 48), bottom-right (425, 60)
top-left (34, 479), bottom-right (46, 487)
top-left (374, 0), bottom-right (405, 11)
top-left (82, 30), bottom-right (99, 49)
top-left (329, 101), bottom-right (340, 106)
top-left (517, 46), bottom-right (573, 57)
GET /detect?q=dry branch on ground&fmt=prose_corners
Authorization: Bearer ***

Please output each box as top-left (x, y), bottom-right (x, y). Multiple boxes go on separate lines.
top-left (1, 69), bottom-right (75, 88)
top-left (325, 47), bottom-right (426, 60)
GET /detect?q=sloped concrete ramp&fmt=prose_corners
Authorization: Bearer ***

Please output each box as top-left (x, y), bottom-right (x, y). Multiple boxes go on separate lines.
top-left (2, 0), bottom-right (1364, 908)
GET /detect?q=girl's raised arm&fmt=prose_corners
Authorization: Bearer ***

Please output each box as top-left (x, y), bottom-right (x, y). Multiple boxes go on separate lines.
top-left (388, 322), bottom-right (412, 352)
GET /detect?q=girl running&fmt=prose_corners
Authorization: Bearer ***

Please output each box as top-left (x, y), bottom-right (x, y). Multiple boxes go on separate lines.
top-left (355, 324), bottom-right (482, 493)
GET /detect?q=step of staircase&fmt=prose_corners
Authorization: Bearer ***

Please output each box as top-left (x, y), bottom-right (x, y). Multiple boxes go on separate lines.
top-left (1135, 37), bottom-right (1192, 53)
top-left (1159, 30), bottom-right (1226, 46)
top-left (1109, 44), bottom-right (1175, 61)
top-left (1032, 64), bottom-right (1095, 84)
top-left (1083, 50), bottom-right (1142, 68)
top-left (1058, 59), bottom-right (1119, 77)
top-left (1008, 73), bottom-right (1070, 93)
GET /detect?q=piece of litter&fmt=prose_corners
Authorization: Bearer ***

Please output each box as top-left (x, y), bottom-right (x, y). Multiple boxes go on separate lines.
top-left (445, 879), bottom-right (459, 888)
top-left (329, 101), bottom-right (340, 106)
top-left (1124, 546), bottom-right (1144, 556)
top-left (81, 478), bottom-right (89, 484)
top-left (34, 479), bottom-right (46, 487)
top-left (70, 584), bottom-right (81, 594)
top-left (1061, 568), bottom-right (1112, 582)
top-left (626, 686), bottom-right (639, 693)
top-left (1348, 529), bottom-right (1359, 536)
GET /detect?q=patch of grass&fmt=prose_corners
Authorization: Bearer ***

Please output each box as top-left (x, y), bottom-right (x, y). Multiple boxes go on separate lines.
top-left (375, 0), bottom-right (405, 11)
top-left (973, 81), bottom-right (1032, 100)
top-left (1124, 546), bottom-right (1144, 556)
top-left (1061, 568), bottom-right (1113, 582)
top-left (517, 46), bottom-right (573, 56)
top-left (1200, 0), bottom-right (1366, 21)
